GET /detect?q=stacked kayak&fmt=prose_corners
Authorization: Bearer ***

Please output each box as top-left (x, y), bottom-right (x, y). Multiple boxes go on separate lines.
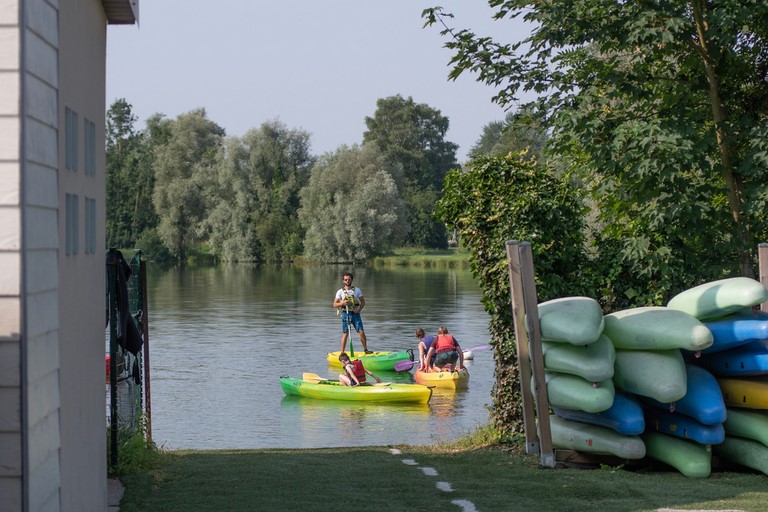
top-left (280, 376), bottom-right (432, 403)
top-left (326, 350), bottom-right (412, 372)
top-left (414, 367), bottom-right (469, 390)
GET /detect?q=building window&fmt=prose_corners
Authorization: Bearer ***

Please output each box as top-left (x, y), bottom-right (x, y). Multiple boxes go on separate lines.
top-left (85, 197), bottom-right (96, 254)
top-left (65, 107), bottom-right (79, 171)
top-left (84, 118), bottom-right (96, 176)
top-left (65, 193), bottom-right (79, 255)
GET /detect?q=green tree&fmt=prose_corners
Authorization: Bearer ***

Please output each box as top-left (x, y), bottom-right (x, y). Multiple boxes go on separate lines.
top-left (363, 95), bottom-right (459, 248)
top-left (437, 153), bottom-right (587, 436)
top-left (425, 1), bottom-right (768, 289)
top-left (152, 109), bottom-right (225, 260)
top-left (299, 144), bottom-right (407, 263)
top-left (106, 99), bottom-right (142, 248)
top-left (468, 109), bottom-right (547, 161)
top-left (205, 120), bottom-right (315, 262)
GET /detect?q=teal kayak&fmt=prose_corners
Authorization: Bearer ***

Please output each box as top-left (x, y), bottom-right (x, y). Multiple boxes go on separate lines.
top-left (280, 377), bottom-right (432, 403)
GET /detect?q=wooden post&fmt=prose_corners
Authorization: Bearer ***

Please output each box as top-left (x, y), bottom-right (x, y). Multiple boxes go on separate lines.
top-left (140, 259), bottom-right (152, 444)
top-left (506, 241), bottom-right (538, 455)
top-left (518, 243), bottom-right (555, 467)
top-left (506, 241), bottom-right (555, 467)
top-left (760, 243), bottom-right (768, 313)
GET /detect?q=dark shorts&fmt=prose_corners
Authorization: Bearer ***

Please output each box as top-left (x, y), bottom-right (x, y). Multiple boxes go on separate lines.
top-left (341, 312), bottom-right (364, 333)
top-left (435, 350), bottom-right (458, 367)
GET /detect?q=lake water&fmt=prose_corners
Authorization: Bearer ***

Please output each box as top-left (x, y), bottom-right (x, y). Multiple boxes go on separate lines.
top-left (143, 264), bottom-right (494, 450)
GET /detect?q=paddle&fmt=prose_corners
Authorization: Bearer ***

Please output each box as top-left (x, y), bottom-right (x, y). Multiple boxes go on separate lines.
top-left (346, 302), bottom-right (355, 357)
top-left (394, 360), bottom-right (416, 372)
top-left (302, 372), bottom-right (390, 386)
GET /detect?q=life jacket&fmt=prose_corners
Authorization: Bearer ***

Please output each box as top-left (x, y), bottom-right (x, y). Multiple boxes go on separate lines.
top-left (352, 359), bottom-right (366, 382)
top-left (435, 334), bottom-right (458, 353)
top-left (343, 287), bottom-right (361, 308)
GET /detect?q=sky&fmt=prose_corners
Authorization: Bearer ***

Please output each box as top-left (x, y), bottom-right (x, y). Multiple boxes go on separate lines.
top-left (106, 1), bottom-right (535, 162)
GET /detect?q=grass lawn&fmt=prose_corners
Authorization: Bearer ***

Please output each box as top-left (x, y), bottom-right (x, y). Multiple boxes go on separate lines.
top-left (118, 441), bottom-right (768, 512)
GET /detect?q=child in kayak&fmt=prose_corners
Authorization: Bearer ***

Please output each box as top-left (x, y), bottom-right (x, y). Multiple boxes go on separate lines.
top-left (338, 352), bottom-right (381, 386)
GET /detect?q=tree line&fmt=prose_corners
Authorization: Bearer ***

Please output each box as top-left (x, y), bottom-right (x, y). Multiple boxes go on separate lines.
top-left (106, 94), bottom-right (461, 264)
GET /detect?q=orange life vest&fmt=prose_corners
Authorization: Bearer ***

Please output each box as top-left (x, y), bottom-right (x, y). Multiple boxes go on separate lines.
top-left (434, 334), bottom-right (458, 352)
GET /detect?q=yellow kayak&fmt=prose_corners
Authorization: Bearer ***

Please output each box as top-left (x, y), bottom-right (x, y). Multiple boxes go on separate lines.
top-left (414, 367), bottom-right (469, 390)
top-left (718, 377), bottom-right (768, 410)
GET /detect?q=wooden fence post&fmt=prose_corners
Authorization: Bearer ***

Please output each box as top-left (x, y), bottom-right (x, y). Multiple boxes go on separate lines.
top-left (506, 241), bottom-right (538, 455)
top-left (759, 243), bottom-right (768, 313)
top-left (506, 241), bottom-right (555, 467)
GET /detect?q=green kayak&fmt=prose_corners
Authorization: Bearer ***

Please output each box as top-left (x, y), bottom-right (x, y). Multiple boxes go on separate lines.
top-left (326, 349), bottom-right (413, 372)
top-left (280, 377), bottom-right (432, 403)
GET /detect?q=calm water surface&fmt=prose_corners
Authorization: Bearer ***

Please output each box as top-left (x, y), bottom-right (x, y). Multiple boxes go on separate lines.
top-left (145, 264), bottom-right (494, 450)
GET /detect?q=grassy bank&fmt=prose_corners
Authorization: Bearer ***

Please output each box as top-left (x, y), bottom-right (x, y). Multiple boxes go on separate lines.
top-left (118, 438), bottom-right (768, 512)
top-left (370, 247), bottom-right (470, 269)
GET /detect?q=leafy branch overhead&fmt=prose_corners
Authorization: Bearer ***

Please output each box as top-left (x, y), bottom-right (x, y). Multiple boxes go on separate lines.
top-left (425, 1), bottom-right (768, 286)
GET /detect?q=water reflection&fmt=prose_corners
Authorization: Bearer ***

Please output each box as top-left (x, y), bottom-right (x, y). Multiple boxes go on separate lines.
top-left (146, 264), bottom-right (493, 449)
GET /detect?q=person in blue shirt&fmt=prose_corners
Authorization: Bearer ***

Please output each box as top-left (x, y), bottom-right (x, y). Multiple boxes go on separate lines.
top-left (415, 328), bottom-right (436, 371)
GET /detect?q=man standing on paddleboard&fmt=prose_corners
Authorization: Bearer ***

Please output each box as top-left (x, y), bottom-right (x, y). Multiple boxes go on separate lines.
top-left (333, 272), bottom-right (372, 354)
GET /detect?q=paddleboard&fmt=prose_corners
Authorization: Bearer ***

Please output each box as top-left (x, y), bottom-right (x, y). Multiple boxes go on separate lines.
top-left (541, 372), bottom-right (615, 413)
top-left (642, 364), bottom-right (726, 426)
top-left (603, 306), bottom-right (713, 351)
top-left (698, 341), bottom-right (768, 377)
top-left (702, 310), bottom-right (768, 354)
top-left (537, 296), bottom-right (604, 345)
top-left (667, 277), bottom-right (768, 321)
top-left (553, 390), bottom-right (644, 435)
top-left (722, 408), bottom-right (768, 447)
top-left (542, 334), bottom-right (615, 383)
top-left (643, 407), bottom-right (725, 445)
top-left (714, 435), bottom-right (768, 475)
top-left (718, 376), bottom-right (768, 410)
top-left (549, 415), bottom-right (646, 459)
top-left (641, 430), bottom-right (712, 478)
top-left (613, 349), bottom-right (687, 403)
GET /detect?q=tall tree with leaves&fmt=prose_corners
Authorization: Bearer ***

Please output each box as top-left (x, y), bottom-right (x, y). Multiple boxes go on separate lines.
top-left (425, 1), bottom-right (768, 295)
top-left (469, 109), bottom-right (547, 161)
top-left (363, 95), bottom-right (459, 248)
top-left (106, 99), bottom-right (143, 248)
top-left (205, 120), bottom-right (315, 262)
top-left (152, 109), bottom-right (225, 260)
top-left (299, 144), bottom-right (407, 263)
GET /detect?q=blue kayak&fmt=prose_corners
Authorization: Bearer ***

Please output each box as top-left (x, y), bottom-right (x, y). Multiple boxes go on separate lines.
top-left (698, 341), bottom-right (768, 377)
top-left (553, 390), bottom-right (644, 435)
top-left (702, 311), bottom-right (768, 354)
top-left (642, 364), bottom-right (726, 426)
top-left (644, 407), bottom-right (725, 445)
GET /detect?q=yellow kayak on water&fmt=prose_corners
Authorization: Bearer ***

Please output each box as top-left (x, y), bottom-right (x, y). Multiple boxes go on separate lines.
top-left (414, 367), bottom-right (469, 390)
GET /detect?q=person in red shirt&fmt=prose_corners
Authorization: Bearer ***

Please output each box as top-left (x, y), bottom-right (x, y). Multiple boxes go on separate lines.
top-left (424, 326), bottom-right (465, 372)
